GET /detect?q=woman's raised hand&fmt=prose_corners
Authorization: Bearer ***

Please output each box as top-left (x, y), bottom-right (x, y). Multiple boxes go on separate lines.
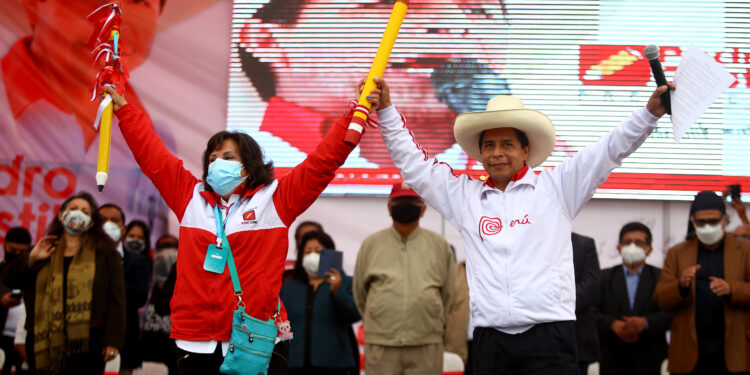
top-left (28, 235), bottom-right (57, 266)
top-left (355, 77), bottom-right (392, 111)
top-left (102, 86), bottom-right (128, 112)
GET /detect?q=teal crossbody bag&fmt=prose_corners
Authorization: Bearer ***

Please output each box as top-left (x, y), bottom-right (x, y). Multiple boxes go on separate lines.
top-left (212, 206), bottom-right (279, 375)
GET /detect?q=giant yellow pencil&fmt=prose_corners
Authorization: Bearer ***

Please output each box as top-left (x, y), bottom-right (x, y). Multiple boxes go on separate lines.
top-left (344, 0), bottom-right (409, 145)
top-left (89, 2), bottom-right (126, 192)
top-left (96, 95), bottom-right (113, 191)
top-left (94, 28), bottom-right (119, 192)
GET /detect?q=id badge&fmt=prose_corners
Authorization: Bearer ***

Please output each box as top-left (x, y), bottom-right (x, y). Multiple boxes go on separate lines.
top-left (203, 244), bottom-right (227, 274)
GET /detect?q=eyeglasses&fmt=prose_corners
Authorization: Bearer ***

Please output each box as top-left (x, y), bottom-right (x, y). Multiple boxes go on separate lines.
top-left (692, 218), bottom-right (723, 227)
top-left (620, 239), bottom-right (648, 247)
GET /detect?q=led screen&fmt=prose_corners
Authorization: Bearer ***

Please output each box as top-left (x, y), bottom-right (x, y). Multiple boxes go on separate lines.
top-left (228, 0), bottom-right (750, 199)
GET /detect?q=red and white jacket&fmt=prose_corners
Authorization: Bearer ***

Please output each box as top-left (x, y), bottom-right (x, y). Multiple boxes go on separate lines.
top-left (115, 102), bottom-right (359, 341)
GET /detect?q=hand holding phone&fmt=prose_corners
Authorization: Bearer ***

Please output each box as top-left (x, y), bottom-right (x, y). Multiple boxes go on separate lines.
top-left (1, 291), bottom-right (22, 308)
top-left (317, 249), bottom-right (343, 278)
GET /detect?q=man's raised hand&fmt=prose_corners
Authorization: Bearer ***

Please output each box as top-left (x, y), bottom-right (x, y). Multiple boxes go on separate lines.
top-left (356, 77), bottom-right (392, 112)
top-left (646, 83), bottom-right (676, 118)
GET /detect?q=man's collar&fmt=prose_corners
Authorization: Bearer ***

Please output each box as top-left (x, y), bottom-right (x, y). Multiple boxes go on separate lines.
top-left (698, 236), bottom-right (725, 252)
top-left (390, 225), bottom-right (422, 242)
top-left (484, 165), bottom-right (535, 190)
top-left (116, 241), bottom-right (124, 258)
top-left (622, 263), bottom-right (644, 277)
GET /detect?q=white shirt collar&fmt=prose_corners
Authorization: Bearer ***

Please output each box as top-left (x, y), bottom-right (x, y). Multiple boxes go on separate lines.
top-left (116, 241), bottom-right (124, 258)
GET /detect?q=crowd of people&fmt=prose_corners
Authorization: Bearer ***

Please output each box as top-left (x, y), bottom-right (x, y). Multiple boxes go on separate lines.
top-left (0, 77), bottom-right (747, 375)
top-left (0, 195), bottom-right (180, 375)
top-left (2, 184), bottom-right (748, 375)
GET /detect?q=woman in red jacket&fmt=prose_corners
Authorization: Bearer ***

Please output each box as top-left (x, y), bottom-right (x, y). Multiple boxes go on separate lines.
top-left (104, 86), bottom-right (362, 375)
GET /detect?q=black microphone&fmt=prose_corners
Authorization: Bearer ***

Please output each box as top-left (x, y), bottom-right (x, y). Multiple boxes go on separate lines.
top-left (644, 44), bottom-right (671, 115)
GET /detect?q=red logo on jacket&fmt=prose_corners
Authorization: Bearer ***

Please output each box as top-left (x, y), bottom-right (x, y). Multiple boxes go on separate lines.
top-left (243, 210), bottom-right (256, 221)
top-left (478, 216), bottom-right (503, 241)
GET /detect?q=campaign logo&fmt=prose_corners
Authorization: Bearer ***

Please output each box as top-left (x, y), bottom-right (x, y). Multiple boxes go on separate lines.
top-left (579, 45), bottom-right (652, 86)
top-left (242, 210), bottom-right (257, 224)
top-left (478, 216), bottom-right (503, 241)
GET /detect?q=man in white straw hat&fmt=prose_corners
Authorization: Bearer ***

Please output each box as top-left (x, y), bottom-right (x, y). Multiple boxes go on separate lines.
top-left (360, 77), bottom-right (674, 374)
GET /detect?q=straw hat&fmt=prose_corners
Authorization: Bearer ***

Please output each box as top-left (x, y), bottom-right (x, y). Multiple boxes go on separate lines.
top-left (453, 96), bottom-right (555, 168)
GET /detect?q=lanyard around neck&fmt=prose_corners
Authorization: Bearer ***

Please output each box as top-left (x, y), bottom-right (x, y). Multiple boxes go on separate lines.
top-left (214, 203), bottom-right (236, 248)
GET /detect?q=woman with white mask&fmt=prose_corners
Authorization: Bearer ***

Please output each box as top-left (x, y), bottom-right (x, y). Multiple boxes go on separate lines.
top-left (281, 231), bottom-right (360, 375)
top-left (1, 192), bottom-right (126, 374)
top-left (103, 80), bottom-right (363, 375)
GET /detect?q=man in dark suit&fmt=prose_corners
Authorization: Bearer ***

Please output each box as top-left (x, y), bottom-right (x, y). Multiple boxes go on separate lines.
top-left (594, 222), bottom-right (671, 375)
top-left (572, 232), bottom-right (600, 375)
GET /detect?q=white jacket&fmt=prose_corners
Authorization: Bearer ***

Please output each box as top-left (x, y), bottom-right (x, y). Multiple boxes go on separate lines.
top-left (377, 105), bottom-right (659, 332)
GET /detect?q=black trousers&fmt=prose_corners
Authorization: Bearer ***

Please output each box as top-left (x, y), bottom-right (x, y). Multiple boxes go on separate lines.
top-left (689, 338), bottom-right (730, 375)
top-left (472, 321), bottom-right (578, 375)
top-left (578, 361), bottom-right (591, 375)
top-left (465, 339), bottom-right (474, 375)
top-left (176, 341), bottom-right (289, 375)
top-left (0, 335), bottom-right (24, 375)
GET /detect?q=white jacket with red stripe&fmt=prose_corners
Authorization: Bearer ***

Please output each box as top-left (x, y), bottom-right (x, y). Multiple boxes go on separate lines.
top-left (377, 104), bottom-right (659, 332)
top-left (115, 102), bottom-right (358, 341)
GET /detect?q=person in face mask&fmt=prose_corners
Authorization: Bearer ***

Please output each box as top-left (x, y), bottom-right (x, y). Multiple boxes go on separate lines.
top-left (120, 220), bottom-right (152, 375)
top-left (142, 234), bottom-right (179, 375)
top-left (99, 203), bottom-right (127, 258)
top-left (279, 230), bottom-right (360, 374)
top-left (655, 191), bottom-right (750, 375)
top-left (154, 234), bottom-right (179, 287)
top-left (0, 226), bottom-right (32, 375)
top-left (1, 192), bottom-right (126, 374)
top-left (593, 222), bottom-right (671, 375)
top-left (106, 80), bottom-right (362, 375)
top-left (353, 182), bottom-right (455, 375)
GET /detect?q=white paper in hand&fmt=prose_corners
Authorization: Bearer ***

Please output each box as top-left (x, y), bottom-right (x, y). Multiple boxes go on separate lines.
top-left (671, 45), bottom-right (735, 142)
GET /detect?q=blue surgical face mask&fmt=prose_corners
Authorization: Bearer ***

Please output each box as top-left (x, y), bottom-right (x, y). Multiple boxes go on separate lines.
top-left (206, 158), bottom-right (246, 196)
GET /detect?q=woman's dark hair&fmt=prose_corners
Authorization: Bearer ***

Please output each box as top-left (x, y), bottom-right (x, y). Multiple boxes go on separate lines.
top-left (294, 221), bottom-right (324, 244)
top-left (125, 220), bottom-right (154, 273)
top-left (202, 131), bottom-right (274, 194)
top-left (155, 234), bottom-right (179, 250)
top-left (125, 220), bottom-right (152, 255)
top-left (48, 191), bottom-right (115, 253)
top-left (292, 231), bottom-right (336, 282)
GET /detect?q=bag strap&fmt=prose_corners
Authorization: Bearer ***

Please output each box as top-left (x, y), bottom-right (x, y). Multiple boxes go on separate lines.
top-left (215, 205), bottom-right (280, 317)
top-left (225, 231), bottom-right (242, 295)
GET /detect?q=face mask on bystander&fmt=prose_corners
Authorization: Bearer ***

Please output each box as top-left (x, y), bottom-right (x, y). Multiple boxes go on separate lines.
top-left (620, 243), bottom-right (646, 265)
top-left (302, 252), bottom-right (320, 277)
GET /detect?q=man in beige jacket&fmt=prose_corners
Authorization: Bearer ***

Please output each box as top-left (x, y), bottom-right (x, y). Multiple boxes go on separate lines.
top-left (354, 182), bottom-right (455, 375)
